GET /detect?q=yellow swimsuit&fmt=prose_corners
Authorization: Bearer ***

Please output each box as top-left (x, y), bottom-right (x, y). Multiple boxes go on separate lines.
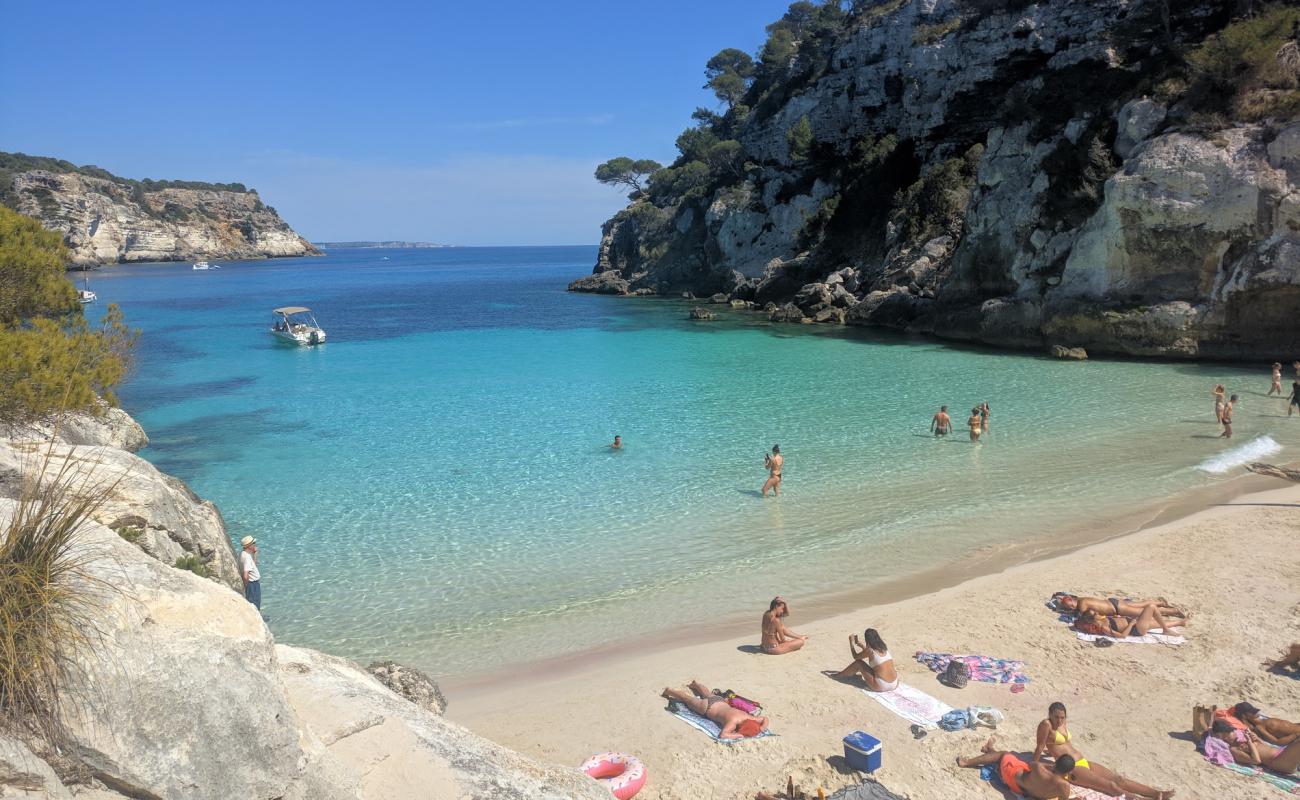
top-left (1052, 728), bottom-right (1090, 770)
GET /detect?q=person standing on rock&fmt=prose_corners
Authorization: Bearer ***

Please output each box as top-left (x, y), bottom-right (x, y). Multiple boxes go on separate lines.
top-left (240, 535), bottom-right (262, 611)
top-left (1221, 394), bottom-right (1238, 439)
top-left (931, 406), bottom-right (953, 437)
top-left (762, 445), bottom-right (783, 497)
top-left (1270, 363), bottom-right (1283, 396)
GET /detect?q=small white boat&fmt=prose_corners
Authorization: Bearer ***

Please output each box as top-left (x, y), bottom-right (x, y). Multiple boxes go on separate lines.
top-left (78, 289), bottom-right (97, 304)
top-left (192, 261), bottom-right (221, 270)
top-left (270, 306), bottom-right (326, 345)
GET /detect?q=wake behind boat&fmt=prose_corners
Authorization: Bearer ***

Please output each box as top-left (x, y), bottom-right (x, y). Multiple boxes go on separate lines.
top-left (192, 261), bottom-right (220, 270)
top-left (270, 306), bottom-right (326, 345)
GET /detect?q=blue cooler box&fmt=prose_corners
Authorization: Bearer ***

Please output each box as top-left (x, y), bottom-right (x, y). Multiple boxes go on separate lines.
top-left (843, 730), bottom-right (882, 773)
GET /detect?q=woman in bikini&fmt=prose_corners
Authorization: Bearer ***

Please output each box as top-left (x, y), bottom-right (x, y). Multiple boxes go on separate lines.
top-left (1234, 703), bottom-right (1300, 746)
top-left (1054, 594), bottom-right (1189, 621)
top-left (1033, 702), bottom-right (1174, 800)
top-left (968, 407), bottom-right (983, 443)
top-left (1074, 604), bottom-right (1182, 638)
top-left (823, 628), bottom-right (898, 692)
top-left (1212, 720), bottom-right (1300, 774)
top-left (1271, 363), bottom-right (1284, 396)
top-left (1213, 384), bottom-right (1226, 423)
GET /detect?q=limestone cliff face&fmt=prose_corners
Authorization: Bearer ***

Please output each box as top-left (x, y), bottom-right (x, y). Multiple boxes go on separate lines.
top-left (6, 167), bottom-right (317, 266)
top-left (0, 411), bottom-right (607, 800)
top-left (575, 0), bottom-right (1300, 359)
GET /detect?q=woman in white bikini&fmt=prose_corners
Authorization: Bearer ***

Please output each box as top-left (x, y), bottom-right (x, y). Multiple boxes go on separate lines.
top-left (823, 628), bottom-right (898, 692)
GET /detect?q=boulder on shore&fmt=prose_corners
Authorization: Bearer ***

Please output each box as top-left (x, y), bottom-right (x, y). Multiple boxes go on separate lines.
top-left (689, 307), bottom-right (715, 320)
top-left (366, 661), bottom-right (448, 716)
top-left (1050, 344), bottom-right (1089, 360)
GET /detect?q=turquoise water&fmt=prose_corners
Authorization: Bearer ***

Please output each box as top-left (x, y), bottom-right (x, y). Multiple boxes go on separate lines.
top-left (95, 246), bottom-right (1294, 677)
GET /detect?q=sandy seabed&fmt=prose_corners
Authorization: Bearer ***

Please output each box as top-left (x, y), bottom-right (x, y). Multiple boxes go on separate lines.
top-left (451, 482), bottom-right (1300, 799)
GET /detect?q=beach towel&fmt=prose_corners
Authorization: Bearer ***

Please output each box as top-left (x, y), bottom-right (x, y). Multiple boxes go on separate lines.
top-left (665, 701), bottom-right (775, 743)
top-left (913, 651), bottom-right (1031, 684)
top-left (1074, 628), bottom-right (1185, 645)
top-left (863, 682), bottom-right (953, 730)
top-left (978, 764), bottom-right (1122, 799)
top-left (1220, 763), bottom-right (1300, 795)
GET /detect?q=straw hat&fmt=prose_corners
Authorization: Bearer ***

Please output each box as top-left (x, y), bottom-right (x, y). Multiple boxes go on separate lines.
top-left (240, 536), bottom-right (256, 548)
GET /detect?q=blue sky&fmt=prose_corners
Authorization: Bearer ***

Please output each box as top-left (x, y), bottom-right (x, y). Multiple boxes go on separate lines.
top-left (1, 0), bottom-right (795, 245)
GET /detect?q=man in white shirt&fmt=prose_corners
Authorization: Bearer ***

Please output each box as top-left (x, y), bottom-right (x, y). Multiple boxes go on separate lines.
top-left (240, 535), bottom-right (261, 611)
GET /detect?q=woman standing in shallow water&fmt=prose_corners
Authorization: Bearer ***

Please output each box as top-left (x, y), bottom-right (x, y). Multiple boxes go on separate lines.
top-left (968, 407), bottom-right (983, 443)
top-left (1270, 363), bottom-right (1283, 396)
top-left (1213, 384), bottom-right (1226, 423)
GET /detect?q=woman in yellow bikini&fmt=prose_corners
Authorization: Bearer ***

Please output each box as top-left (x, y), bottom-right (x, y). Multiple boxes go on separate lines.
top-left (1033, 702), bottom-right (1174, 800)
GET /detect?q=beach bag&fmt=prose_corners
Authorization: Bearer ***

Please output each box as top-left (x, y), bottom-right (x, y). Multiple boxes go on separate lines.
top-left (970, 706), bottom-right (1004, 729)
top-left (1193, 705), bottom-right (1216, 739)
top-left (941, 660), bottom-right (970, 688)
top-left (721, 690), bottom-right (761, 715)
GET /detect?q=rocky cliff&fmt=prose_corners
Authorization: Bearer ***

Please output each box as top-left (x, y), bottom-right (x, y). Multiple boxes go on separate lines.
top-left (0, 412), bottom-right (606, 800)
top-left (573, 0), bottom-right (1300, 359)
top-left (0, 153), bottom-right (318, 266)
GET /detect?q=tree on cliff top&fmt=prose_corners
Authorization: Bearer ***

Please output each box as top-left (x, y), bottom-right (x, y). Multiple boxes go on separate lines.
top-left (705, 48), bottom-right (756, 108)
top-left (595, 157), bottom-right (664, 198)
top-left (0, 206), bottom-right (135, 427)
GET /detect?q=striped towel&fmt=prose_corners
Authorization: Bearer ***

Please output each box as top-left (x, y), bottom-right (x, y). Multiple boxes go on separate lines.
top-left (863, 682), bottom-right (953, 730)
top-left (1221, 762), bottom-right (1300, 794)
top-left (665, 701), bottom-right (775, 743)
top-left (1075, 628), bottom-right (1185, 645)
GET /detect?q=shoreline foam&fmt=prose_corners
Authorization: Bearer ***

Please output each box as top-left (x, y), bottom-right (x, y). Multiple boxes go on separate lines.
top-left (449, 477), bottom-right (1300, 800)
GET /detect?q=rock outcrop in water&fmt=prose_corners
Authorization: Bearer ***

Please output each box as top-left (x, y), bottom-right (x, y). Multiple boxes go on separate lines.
top-left (573, 1), bottom-right (1300, 360)
top-left (0, 411), bottom-right (606, 800)
top-left (0, 152), bottom-right (318, 266)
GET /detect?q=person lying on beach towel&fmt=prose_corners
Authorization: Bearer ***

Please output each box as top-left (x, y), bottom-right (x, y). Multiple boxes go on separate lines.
top-left (1210, 720), bottom-right (1300, 774)
top-left (1233, 702), bottom-right (1300, 746)
top-left (1073, 605), bottom-right (1182, 639)
top-left (822, 628), bottom-right (899, 692)
top-left (1264, 642), bottom-right (1300, 674)
top-left (958, 736), bottom-right (1074, 799)
top-left (1033, 702), bottom-right (1175, 800)
top-left (660, 680), bottom-right (768, 740)
top-left (1052, 594), bottom-right (1189, 621)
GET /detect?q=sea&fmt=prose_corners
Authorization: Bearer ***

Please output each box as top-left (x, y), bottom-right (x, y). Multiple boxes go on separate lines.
top-left (91, 245), bottom-right (1294, 678)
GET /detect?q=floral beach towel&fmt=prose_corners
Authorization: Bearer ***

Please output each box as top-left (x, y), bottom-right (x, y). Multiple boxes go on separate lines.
top-left (914, 652), bottom-right (1031, 684)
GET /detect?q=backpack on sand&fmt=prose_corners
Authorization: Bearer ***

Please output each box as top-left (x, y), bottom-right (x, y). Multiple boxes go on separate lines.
top-left (941, 660), bottom-right (970, 689)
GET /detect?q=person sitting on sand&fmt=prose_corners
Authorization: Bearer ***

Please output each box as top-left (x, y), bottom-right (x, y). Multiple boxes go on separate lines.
top-left (1074, 604), bottom-right (1182, 639)
top-left (1265, 642), bottom-right (1300, 673)
top-left (1053, 594), bottom-right (1189, 621)
top-left (968, 407), bottom-right (983, 443)
top-left (931, 405), bottom-right (952, 437)
top-left (823, 628), bottom-right (898, 691)
top-left (1032, 702), bottom-right (1174, 800)
top-left (1211, 720), bottom-right (1300, 774)
top-left (760, 596), bottom-right (807, 655)
top-left (1234, 702), bottom-right (1300, 746)
top-left (660, 681), bottom-right (768, 740)
top-left (958, 736), bottom-right (1074, 800)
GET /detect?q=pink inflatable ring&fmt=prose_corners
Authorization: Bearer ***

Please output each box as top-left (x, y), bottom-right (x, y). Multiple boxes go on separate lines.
top-left (579, 751), bottom-right (646, 799)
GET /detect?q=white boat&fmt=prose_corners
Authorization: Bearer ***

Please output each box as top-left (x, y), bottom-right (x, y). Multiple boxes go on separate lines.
top-left (192, 261), bottom-right (221, 270)
top-left (270, 306), bottom-right (327, 345)
top-left (78, 289), bottom-right (97, 304)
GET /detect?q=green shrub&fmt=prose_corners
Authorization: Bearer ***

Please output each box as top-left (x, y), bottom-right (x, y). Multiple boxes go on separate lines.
top-left (114, 525), bottom-right (144, 544)
top-left (173, 554), bottom-right (209, 578)
top-left (0, 452), bottom-right (117, 746)
top-left (914, 17), bottom-right (962, 45)
top-left (787, 116), bottom-right (814, 163)
top-left (1186, 5), bottom-right (1300, 121)
top-left (891, 146), bottom-right (981, 244)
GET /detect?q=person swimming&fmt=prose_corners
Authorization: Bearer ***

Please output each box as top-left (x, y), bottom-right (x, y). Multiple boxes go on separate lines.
top-left (1033, 702), bottom-right (1174, 799)
top-left (608, 434), bottom-right (622, 449)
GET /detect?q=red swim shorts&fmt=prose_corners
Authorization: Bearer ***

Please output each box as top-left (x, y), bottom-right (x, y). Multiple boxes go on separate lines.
top-left (999, 753), bottom-right (1030, 795)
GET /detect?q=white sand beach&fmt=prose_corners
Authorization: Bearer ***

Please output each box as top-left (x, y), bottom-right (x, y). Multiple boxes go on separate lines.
top-left (451, 481), bottom-right (1300, 799)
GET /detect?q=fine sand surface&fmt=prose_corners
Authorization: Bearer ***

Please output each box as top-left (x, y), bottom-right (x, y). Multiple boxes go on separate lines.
top-left (451, 481), bottom-right (1300, 799)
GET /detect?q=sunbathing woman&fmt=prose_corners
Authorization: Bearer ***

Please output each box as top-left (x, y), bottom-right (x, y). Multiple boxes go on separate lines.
top-left (1055, 594), bottom-right (1189, 621)
top-left (823, 628), bottom-right (898, 691)
top-left (1032, 702), bottom-right (1174, 799)
top-left (1211, 720), bottom-right (1300, 774)
top-left (1074, 603), bottom-right (1181, 638)
top-left (1234, 703), bottom-right (1300, 746)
